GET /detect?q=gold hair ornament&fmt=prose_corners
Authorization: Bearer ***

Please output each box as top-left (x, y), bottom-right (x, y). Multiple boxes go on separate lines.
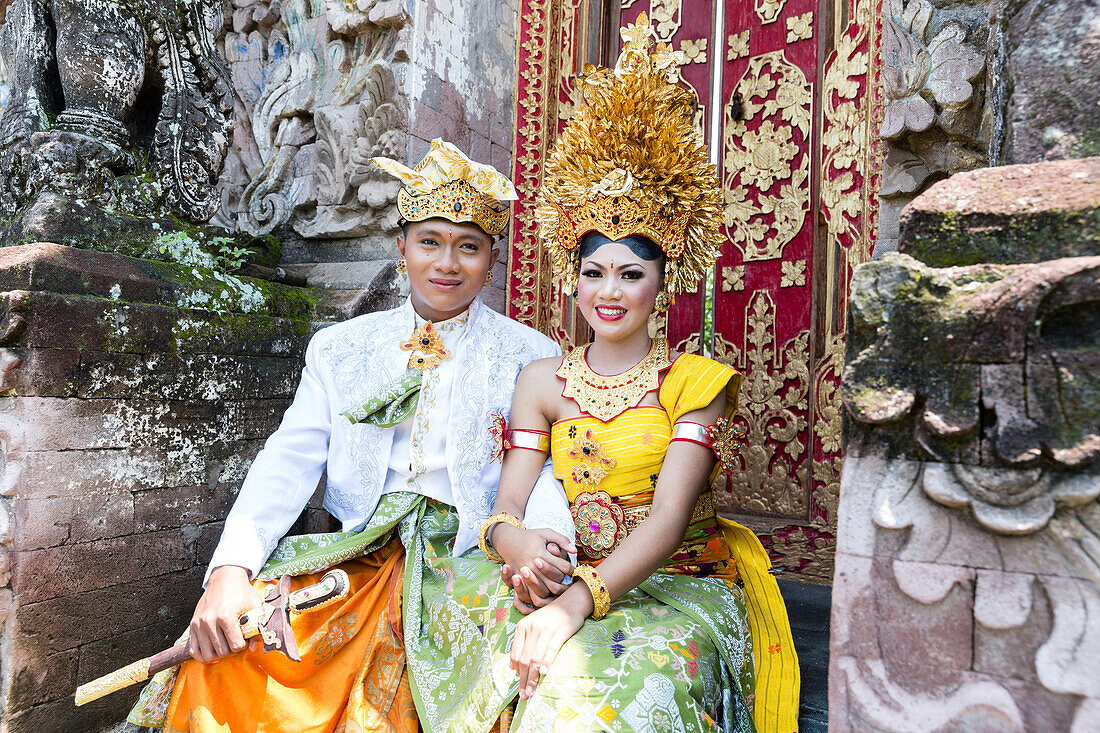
top-left (535, 13), bottom-right (724, 296)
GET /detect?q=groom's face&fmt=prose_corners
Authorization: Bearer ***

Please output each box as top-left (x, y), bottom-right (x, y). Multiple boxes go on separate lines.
top-left (398, 219), bottom-right (500, 321)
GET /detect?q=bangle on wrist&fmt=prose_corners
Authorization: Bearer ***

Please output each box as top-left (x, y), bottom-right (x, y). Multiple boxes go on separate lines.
top-left (572, 564), bottom-right (610, 620)
top-left (478, 513), bottom-right (523, 563)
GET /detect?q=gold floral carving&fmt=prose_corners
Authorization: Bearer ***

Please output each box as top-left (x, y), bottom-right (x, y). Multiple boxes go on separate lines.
top-left (680, 38), bottom-right (708, 64)
top-left (509, 0), bottom-right (589, 348)
top-left (722, 51), bottom-right (812, 262)
top-left (821, 2), bottom-right (878, 269)
top-left (673, 332), bottom-right (701, 356)
top-left (721, 265), bottom-right (745, 292)
top-left (727, 30), bottom-right (750, 61)
top-left (755, 0), bottom-right (788, 25)
top-left (721, 291), bottom-right (810, 516)
top-left (786, 11), bottom-right (813, 43)
top-left (780, 259), bottom-right (806, 287)
top-left (650, 0), bottom-right (683, 42)
top-left (813, 333), bottom-right (845, 456)
top-left (770, 526), bottom-right (836, 581)
top-left (712, 333), bottom-right (743, 368)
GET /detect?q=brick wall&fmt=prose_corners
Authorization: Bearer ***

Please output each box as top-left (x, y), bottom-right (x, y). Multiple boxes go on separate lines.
top-left (0, 244), bottom-right (337, 731)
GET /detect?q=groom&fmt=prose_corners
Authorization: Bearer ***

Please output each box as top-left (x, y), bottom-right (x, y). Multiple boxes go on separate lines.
top-left (129, 139), bottom-right (575, 731)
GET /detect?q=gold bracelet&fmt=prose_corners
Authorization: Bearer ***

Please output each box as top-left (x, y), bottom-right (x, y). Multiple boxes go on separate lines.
top-left (478, 513), bottom-right (523, 563)
top-left (572, 564), bottom-right (611, 620)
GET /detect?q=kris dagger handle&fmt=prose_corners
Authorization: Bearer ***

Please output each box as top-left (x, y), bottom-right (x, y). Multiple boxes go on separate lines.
top-left (74, 568), bottom-right (350, 706)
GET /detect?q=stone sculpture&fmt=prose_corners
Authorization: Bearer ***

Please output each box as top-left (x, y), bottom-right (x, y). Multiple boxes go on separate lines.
top-left (831, 157), bottom-right (1100, 730)
top-left (0, 0), bottom-right (233, 250)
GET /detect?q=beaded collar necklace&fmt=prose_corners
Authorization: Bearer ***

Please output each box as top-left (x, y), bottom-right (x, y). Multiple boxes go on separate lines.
top-left (557, 337), bottom-right (672, 422)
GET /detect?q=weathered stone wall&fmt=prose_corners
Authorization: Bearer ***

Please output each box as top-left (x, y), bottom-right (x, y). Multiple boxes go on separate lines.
top-left (0, 244), bottom-right (341, 731)
top-left (213, 0), bottom-right (519, 310)
top-left (830, 158), bottom-right (1100, 729)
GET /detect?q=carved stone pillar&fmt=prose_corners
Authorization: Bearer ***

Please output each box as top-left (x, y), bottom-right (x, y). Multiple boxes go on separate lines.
top-left (830, 157), bottom-right (1100, 730)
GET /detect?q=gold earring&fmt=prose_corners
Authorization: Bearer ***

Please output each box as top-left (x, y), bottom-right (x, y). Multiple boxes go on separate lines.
top-left (396, 259), bottom-right (407, 274)
top-left (485, 271), bottom-right (494, 286)
top-left (654, 291), bottom-right (674, 313)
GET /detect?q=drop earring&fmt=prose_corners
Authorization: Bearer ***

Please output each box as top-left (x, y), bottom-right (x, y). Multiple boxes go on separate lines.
top-left (485, 270), bottom-right (494, 286)
top-left (396, 259), bottom-right (407, 274)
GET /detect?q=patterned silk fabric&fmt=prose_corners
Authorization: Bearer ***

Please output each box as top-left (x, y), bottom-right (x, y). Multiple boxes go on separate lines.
top-left (128, 495), bottom-right (421, 732)
top-left (553, 353), bottom-right (737, 574)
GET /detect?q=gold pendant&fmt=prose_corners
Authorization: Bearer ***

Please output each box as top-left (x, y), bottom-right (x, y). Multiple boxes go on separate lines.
top-left (557, 337), bottom-right (672, 421)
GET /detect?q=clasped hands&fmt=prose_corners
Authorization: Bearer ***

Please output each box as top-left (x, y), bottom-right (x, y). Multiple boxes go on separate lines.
top-left (490, 523), bottom-right (574, 612)
top-left (491, 524), bottom-right (592, 699)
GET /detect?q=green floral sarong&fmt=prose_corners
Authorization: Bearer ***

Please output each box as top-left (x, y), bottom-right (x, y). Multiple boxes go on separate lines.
top-left (403, 501), bottom-right (756, 733)
top-left (131, 493), bottom-right (755, 732)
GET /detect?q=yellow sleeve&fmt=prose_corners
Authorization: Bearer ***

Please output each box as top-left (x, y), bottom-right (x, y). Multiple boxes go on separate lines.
top-left (659, 354), bottom-right (742, 422)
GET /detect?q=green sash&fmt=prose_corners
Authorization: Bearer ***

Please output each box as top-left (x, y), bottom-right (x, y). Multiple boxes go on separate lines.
top-left (341, 370), bottom-right (423, 427)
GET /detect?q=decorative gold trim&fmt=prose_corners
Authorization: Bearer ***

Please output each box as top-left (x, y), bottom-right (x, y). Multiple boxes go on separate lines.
top-left (398, 181), bottom-right (512, 237)
top-left (557, 338), bottom-right (671, 422)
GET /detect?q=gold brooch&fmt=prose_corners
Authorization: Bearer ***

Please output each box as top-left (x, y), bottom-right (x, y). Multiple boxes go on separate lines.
top-left (571, 490), bottom-right (626, 558)
top-left (568, 429), bottom-right (616, 489)
top-left (401, 322), bottom-right (452, 372)
top-left (706, 415), bottom-right (746, 474)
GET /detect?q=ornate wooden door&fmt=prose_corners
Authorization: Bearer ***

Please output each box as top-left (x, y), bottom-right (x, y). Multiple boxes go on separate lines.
top-left (508, 0), bottom-right (883, 582)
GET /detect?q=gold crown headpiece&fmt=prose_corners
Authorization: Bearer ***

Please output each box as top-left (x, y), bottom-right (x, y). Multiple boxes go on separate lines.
top-left (374, 138), bottom-right (517, 237)
top-left (535, 13), bottom-right (724, 296)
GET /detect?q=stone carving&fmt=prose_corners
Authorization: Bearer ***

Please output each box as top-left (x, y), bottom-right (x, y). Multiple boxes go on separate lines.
top-left (215, 0), bottom-right (409, 241)
top-left (880, 0), bottom-right (985, 198)
top-left (0, 0), bottom-right (233, 233)
top-left (831, 159), bottom-right (1100, 728)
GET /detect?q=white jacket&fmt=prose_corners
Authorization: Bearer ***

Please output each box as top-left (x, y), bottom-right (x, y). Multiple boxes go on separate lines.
top-left (207, 297), bottom-right (574, 580)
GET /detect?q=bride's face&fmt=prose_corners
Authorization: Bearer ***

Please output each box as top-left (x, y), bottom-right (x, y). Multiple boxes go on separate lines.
top-left (576, 242), bottom-right (661, 341)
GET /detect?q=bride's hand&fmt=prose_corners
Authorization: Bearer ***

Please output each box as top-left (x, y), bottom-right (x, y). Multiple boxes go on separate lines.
top-left (510, 594), bottom-right (587, 699)
top-left (494, 526), bottom-right (575, 604)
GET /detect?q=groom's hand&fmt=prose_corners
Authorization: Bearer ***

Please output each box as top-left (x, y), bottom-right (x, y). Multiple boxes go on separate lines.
top-left (494, 526), bottom-right (575, 612)
top-left (189, 565), bottom-right (262, 664)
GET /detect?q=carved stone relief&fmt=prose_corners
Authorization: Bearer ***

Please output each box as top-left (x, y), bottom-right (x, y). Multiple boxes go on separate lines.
top-left (879, 0), bottom-right (986, 199)
top-left (214, 0), bottom-right (410, 244)
top-left (0, 0), bottom-right (233, 242)
top-left (832, 158), bottom-right (1100, 729)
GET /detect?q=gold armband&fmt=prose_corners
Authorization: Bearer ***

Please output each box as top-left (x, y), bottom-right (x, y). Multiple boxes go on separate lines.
top-left (478, 513), bottom-right (523, 563)
top-left (572, 564), bottom-right (611, 620)
top-left (505, 429), bottom-right (551, 454)
top-left (672, 418), bottom-right (745, 475)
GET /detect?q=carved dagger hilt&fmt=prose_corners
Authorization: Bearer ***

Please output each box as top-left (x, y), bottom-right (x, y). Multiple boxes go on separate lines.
top-left (74, 568), bottom-right (351, 706)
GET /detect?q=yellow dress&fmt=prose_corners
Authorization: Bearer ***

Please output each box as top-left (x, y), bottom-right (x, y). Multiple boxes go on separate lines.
top-left (543, 353), bottom-right (800, 733)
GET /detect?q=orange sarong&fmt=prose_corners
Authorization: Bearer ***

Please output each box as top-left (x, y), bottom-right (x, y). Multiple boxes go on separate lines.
top-left (163, 537), bottom-right (417, 733)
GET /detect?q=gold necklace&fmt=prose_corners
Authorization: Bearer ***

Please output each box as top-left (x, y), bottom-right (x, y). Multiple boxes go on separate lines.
top-left (557, 337), bottom-right (671, 422)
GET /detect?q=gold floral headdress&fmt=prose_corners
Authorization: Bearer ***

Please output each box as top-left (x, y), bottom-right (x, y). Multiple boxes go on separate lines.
top-left (536, 13), bottom-right (724, 296)
top-left (373, 138), bottom-right (518, 237)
